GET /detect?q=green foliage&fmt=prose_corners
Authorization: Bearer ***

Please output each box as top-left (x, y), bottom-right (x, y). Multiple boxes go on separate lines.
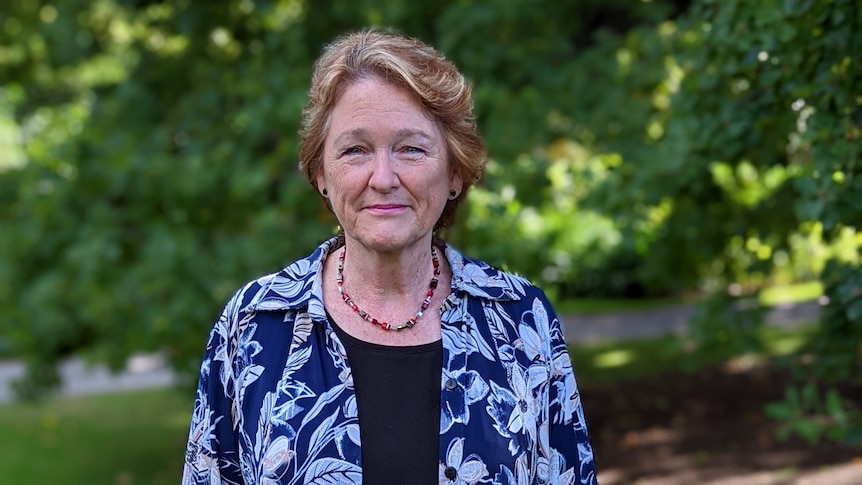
top-left (765, 384), bottom-right (860, 445)
top-left (588, 0), bottom-right (861, 293)
top-left (1, 0), bottom-right (337, 389)
top-left (806, 259), bottom-right (862, 383)
top-left (556, 0), bottom-right (862, 442)
top-left (667, 0), bottom-right (861, 443)
top-left (756, 259), bottom-right (862, 443)
top-left (1, 0), bottom-right (859, 444)
top-left (682, 293), bottom-right (769, 371)
top-left (451, 140), bottom-right (664, 299)
top-left (0, 0), bottom-right (687, 395)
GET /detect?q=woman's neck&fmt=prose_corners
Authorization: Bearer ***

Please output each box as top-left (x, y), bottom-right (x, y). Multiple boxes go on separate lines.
top-left (338, 237), bottom-right (437, 301)
top-left (324, 235), bottom-right (449, 345)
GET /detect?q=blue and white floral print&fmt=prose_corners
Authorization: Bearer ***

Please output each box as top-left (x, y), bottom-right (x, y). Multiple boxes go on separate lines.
top-left (183, 237), bottom-right (598, 484)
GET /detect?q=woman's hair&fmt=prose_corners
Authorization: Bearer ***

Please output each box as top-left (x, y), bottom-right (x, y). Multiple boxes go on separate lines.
top-left (298, 30), bottom-right (485, 231)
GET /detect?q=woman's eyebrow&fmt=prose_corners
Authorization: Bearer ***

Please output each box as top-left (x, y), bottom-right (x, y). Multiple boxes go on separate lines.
top-left (332, 128), bottom-right (434, 145)
top-left (331, 128), bottom-right (369, 146)
top-left (394, 128), bottom-right (434, 141)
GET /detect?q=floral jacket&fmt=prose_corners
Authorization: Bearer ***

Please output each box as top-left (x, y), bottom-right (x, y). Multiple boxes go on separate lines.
top-left (183, 237), bottom-right (598, 485)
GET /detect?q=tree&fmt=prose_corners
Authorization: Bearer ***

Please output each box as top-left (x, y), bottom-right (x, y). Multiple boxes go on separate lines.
top-left (586, 0), bottom-right (861, 441)
top-left (1, 0), bottom-right (858, 442)
top-left (0, 0), bottom-right (683, 395)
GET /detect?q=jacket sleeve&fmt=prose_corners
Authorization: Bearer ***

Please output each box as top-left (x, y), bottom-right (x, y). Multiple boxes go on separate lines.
top-left (182, 291), bottom-right (246, 485)
top-left (544, 298), bottom-right (600, 485)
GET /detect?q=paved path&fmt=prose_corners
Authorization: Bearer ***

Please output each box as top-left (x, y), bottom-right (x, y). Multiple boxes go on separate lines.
top-left (0, 353), bottom-right (178, 404)
top-left (560, 300), bottom-right (821, 344)
top-left (0, 301), bottom-right (822, 404)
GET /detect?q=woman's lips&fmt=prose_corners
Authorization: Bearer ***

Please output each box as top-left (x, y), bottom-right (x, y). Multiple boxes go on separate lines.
top-left (366, 204), bottom-right (407, 214)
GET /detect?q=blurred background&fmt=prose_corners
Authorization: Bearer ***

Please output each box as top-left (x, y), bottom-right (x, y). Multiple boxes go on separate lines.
top-left (0, 0), bottom-right (860, 483)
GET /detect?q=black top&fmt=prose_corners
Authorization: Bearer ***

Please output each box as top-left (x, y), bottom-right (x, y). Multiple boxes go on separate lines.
top-left (329, 313), bottom-right (443, 485)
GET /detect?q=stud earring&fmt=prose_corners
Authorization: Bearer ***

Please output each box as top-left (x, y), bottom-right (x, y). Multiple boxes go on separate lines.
top-left (321, 188), bottom-right (328, 197)
top-left (449, 190), bottom-right (457, 199)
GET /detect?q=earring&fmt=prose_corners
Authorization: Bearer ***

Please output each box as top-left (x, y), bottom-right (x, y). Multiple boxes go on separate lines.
top-left (321, 188), bottom-right (328, 197)
top-left (449, 190), bottom-right (457, 199)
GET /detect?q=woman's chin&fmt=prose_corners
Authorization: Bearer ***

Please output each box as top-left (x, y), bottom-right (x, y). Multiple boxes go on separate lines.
top-left (345, 230), bottom-right (430, 255)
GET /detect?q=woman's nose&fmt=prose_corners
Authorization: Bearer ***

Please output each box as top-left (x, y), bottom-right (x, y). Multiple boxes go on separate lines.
top-left (368, 151), bottom-right (399, 191)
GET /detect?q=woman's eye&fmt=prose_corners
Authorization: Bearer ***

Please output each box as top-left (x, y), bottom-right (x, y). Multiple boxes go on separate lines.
top-left (403, 146), bottom-right (425, 155)
top-left (342, 146), bottom-right (364, 156)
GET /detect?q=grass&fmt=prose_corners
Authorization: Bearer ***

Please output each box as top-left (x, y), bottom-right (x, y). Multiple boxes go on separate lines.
top-left (553, 296), bottom-right (685, 315)
top-left (569, 323), bottom-right (819, 384)
top-left (759, 281), bottom-right (823, 306)
top-left (0, 388), bottom-right (191, 485)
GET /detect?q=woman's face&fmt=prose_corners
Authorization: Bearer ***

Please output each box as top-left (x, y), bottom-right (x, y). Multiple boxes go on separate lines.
top-left (317, 77), bottom-right (461, 254)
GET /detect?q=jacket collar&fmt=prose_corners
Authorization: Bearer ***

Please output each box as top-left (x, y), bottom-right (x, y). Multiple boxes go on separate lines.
top-left (246, 237), bottom-right (525, 315)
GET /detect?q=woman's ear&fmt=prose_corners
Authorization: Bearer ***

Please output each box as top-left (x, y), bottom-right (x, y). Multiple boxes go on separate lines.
top-left (450, 174), bottom-right (464, 198)
top-left (316, 172), bottom-right (327, 197)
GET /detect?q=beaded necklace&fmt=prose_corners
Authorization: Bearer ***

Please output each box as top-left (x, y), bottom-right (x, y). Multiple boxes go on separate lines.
top-left (336, 246), bottom-right (441, 331)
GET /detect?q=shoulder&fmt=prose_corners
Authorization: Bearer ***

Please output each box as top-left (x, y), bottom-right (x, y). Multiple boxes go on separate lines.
top-left (444, 246), bottom-right (562, 340)
top-left (445, 244), bottom-right (546, 303)
top-left (223, 237), bottom-right (337, 317)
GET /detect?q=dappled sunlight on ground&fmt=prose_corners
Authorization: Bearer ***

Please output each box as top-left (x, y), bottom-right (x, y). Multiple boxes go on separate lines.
top-left (599, 461), bottom-right (862, 485)
top-left (585, 365), bottom-right (862, 484)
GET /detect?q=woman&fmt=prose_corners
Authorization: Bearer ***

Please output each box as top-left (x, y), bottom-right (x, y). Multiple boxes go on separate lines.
top-left (183, 30), bottom-right (598, 485)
